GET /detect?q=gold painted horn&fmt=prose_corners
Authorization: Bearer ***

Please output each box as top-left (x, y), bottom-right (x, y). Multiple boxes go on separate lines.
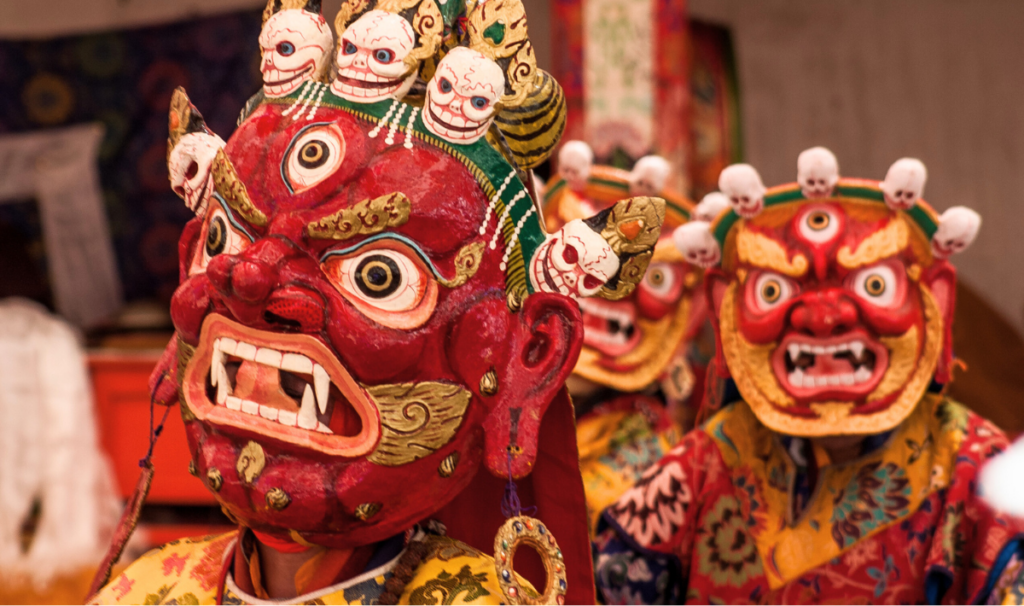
top-left (168, 87), bottom-right (211, 153)
top-left (264, 0), bottom-right (323, 25)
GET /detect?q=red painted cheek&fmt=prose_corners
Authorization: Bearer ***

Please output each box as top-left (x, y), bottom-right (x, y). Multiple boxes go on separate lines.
top-left (446, 294), bottom-right (514, 402)
top-left (322, 298), bottom-right (429, 384)
top-left (634, 265), bottom-right (687, 320)
top-left (737, 283), bottom-right (794, 344)
top-left (178, 219), bottom-right (203, 283)
top-left (737, 303), bottom-right (793, 344)
top-left (854, 289), bottom-right (922, 335)
top-left (170, 276), bottom-right (212, 344)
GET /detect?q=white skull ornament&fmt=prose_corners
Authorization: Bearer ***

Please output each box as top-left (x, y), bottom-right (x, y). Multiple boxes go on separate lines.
top-left (332, 10), bottom-right (417, 103)
top-left (629, 155), bottom-right (671, 196)
top-left (881, 158), bottom-right (928, 210)
top-left (530, 220), bottom-right (619, 299)
top-left (695, 192), bottom-right (730, 223)
top-left (673, 221), bottom-right (721, 268)
top-left (259, 10), bottom-right (334, 98)
top-left (797, 146), bottom-right (839, 198)
top-left (558, 140), bottom-right (594, 192)
top-left (719, 164), bottom-right (767, 218)
top-left (931, 206), bottom-right (981, 258)
top-left (422, 47), bottom-right (506, 145)
top-left (169, 132), bottom-right (226, 217)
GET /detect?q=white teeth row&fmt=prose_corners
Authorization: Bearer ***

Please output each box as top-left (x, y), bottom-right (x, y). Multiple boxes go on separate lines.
top-left (587, 331), bottom-right (630, 346)
top-left (211, 338), bottom-right (332, 431)
top-left (578, 300), bottom-right (633, 327)
top-left (437, 109), bottom-right (470, 128)
top-left (338, 68), bottom-right (399, 84)
top-left (787, 366), bottom-right (873, 389)
top-left (787, 340), bottom-right (866, 360)
top-left (426, 121), bottom-right (484, 141)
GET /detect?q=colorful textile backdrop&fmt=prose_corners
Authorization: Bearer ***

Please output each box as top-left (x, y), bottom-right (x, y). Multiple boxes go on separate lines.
top-left (551, 2), bottom-right (740, 198)
top-left (0, 11), bottom-right (263, 307)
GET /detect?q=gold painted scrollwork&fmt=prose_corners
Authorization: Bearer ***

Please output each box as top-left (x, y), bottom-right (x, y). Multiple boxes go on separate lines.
top-left (212, 148), bottom-right (268, 227)
top-left (599, 196), bottom-right (666, 255)
top-left (437, 242), bottom-right (485, 288)
top-left (307, 192), bottom-right (412, 241)
top-left (594, 196), bottom-right (665, 301)
top-left (366, 382), bottom-right (472, 466)
top-left (466, 0), bottom-right (537, 107)
top-left (599, 251), bottom-right (653, 301)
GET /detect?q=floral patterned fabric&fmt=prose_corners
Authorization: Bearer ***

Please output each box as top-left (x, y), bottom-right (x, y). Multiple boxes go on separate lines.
top-left (594, 395), bottom-right (1024, 604)
top-left (577, 393), bottom-right (682, 533)
top-left (581, 391), bottom-right (684, 532)
top-left (91, 529), bottom-right (528, 605)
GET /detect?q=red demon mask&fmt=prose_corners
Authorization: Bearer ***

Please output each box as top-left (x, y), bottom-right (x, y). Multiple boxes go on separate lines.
top-left (542, 146), bottom-right (704, 397)
top-left (150, 7), bottom-right (665, 605)
top-left (675, 148), bottom-right (981, 436)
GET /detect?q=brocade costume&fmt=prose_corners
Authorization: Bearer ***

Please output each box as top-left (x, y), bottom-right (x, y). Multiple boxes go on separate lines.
top-left (94, 526), bottom-right (536, 605)
top-left (594, 395), bottom-right (1024, 603)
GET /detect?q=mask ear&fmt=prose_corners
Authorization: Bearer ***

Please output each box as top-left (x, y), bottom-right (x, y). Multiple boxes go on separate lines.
top-left (921, 261), bottom-right (957, 383)
top-left (482, 292), bottom-right (582, 478)
top-left (705, 268), bottom-right (732, 379)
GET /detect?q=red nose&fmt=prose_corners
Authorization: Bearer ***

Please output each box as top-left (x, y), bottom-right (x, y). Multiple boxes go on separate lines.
top-left (207, 255), bottom-right (275, 304)
top-left (205, 237), bottom-right (326, 333)
top-left (789, 288), bottom-right (859, 337)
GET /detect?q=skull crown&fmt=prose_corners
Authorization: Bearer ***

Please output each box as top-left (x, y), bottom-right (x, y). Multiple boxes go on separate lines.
top-left (332, 10), bottom-right (418, 103)
top-left (259, 9), bottom-right (334, 98)
top-left (422, 47), bottom-right (507, 145)
top-left (674, 148), bottom-right (981, 269)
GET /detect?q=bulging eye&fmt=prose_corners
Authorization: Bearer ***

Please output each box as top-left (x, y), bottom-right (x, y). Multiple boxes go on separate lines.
top-left (752, 272), bottom-right (794, 312)
top-left (284, 124), bottom-right (346, 193)
top-left (373, 49), bottom-right (395, 63)
top-left (343, 41), bottom-right (357, 55)
top-left (277, 41), bottom-right (296, 56)
top-left (189, 207), bottom-right (251, 275)
top-left (641, 262), bottom-right (678, 299)
top-left (797, 207), bottom-right (840, 243)
top-left (322, 245), bottom-right (439, 329)
top-left (341, 251), bottom-right (423, 311)
top-left (471, 96), bottom-right (489, 110)
top-left (439, 78), bottom-right (452, 93)
top-left (853, 265), bottom-right (898, 307)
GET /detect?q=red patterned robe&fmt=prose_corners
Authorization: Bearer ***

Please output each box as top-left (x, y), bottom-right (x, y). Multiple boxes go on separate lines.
top-left (594, 394), bottom-right (1024, 604)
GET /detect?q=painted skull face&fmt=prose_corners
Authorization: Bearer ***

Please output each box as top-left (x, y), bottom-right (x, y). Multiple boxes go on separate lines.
top-left (259, 10), bottom-right (334, 98)
top-left (796, 147), bottom-right (839, 199)
top-left (332, 10), bottom-right (416, 103)
top-left (423, 47), bottom-right (505, 144)
top-left (168, 99), bottom-right (583, 549)
top-left (531, 220), bottom-right (618, 300)
top-left (881, 158), bottom-right (927, 210)
top-left (720, 164), bottom-right (767, 218)
top-left (710, 199), bottom-right (957, 436)
top-left (169, 132), bottom-right (225, 216)
top-left (558, 141), bottom-right (594, 192)
top-left (543, 166), bottom-right (699, 393)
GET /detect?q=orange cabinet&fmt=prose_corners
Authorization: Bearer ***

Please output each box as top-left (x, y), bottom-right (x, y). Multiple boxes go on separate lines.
top-left (88, 351), bottom-right (215, 504)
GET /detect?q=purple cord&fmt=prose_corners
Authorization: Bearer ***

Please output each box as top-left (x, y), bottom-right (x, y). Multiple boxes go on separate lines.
top-left (501, 450), bottom-right (537, 519)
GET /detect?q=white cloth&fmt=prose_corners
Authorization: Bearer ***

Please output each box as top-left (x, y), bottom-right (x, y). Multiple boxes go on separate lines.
top-left (0, 124), bottom-right (123, 328)
top-left (0, 298), bottom-right (121, 585)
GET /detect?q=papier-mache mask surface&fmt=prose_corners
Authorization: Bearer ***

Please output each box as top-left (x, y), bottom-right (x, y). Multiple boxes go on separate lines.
top-left (675, 147), bottom-right (980, 436)
top-left (158, 0), bottom-right (662, 599)
top-left (543, 141), bottom-right (699, 395)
